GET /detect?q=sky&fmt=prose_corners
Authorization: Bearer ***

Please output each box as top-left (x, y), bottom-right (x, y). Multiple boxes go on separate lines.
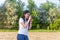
top-left (0, 0), bottom-right (59, 6)
top-left (21, 0), bottom-right (59, 7)
top-left (0, 0), bottom-right (6, 6)
top-left (0, 0), bottom-right (59, 10)
top-left (21, 0), bottom-right (59, 10)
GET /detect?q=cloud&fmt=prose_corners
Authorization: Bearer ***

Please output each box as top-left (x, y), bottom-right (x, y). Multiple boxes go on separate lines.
top-left (0, 0), bottom-right (59, 7)
top-left (0, 0), bottom-right (6, 6)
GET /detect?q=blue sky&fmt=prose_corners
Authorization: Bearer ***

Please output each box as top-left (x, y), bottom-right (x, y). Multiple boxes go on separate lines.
top-left (21, 0), bottom-right (59, 7)
top-left (0, 0), bottom-right (5, 6)
top-left (21, 0), bottom-right (59, 10)
top-left (0, 0), bottom-right (59, 6)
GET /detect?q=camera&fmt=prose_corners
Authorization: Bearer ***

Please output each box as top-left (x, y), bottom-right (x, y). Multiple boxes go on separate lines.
top-left (29, 15), bottom-right (34, 19)
top-left (31, 16), bottom-right (34, 19)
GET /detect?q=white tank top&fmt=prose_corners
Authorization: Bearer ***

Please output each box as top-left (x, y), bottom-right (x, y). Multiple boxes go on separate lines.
top-left (18, 18), bottom-right (28, 36)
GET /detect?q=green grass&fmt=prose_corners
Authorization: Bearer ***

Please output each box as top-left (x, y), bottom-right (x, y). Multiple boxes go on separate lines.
top-left (0, 29), bottom-right (60, 32)
top-left (29, 29), bottom-right (60, 32)
top-left (0, 29), bottom-right (18, 32)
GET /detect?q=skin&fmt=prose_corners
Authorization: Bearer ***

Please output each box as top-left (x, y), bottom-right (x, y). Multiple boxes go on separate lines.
top-left (20, 13), bottom-right (33, 29)
top-left (24, 13), bottom-right (30, 19)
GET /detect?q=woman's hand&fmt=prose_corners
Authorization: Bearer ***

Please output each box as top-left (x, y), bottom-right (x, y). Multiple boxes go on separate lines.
top-left (28, 16), bottom-right (33, 29)
top-left (28, 15), bottom-right (32, 21)
top-left (20, 16), bottom-right (32, 28)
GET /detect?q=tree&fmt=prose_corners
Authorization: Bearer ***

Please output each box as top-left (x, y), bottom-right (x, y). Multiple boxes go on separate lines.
top-left (15, 0), bottom-right (25, 29)
top-left (27, 0), bottom-right (38, 29)
top-left (49, 8), bottom-right (58, 30)
top-left (17, 0), bottom-right (25, 19)
top-left (48, 0), bottom-right (60, 30)
top-left (0, 1), bottom-right (6, 28)
top-left (57, 0), bottom-right (60, 19)
top-left (4, 0), bottom-right (18, 28)
top-left (37, 1), bottom-right (56, 29)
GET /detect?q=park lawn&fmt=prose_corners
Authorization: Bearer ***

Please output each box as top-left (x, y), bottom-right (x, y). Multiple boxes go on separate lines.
top-left (29, 29), bottom-right (60, 32)
top-left (0, 29), bottom-right (60, 32)
top-left (0, 29), bottom-right (17, 32)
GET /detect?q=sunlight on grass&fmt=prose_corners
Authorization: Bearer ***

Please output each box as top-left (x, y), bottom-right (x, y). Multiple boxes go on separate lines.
top-left (29, 29), bottom-right (60, 32)
top-left (0, 29), bottom-right (60, 32)
top-left (0, 29), bottom-right (17, 32)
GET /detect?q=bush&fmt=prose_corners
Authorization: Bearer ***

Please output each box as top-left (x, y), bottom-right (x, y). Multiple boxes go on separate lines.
top-left (49, 19), bottom-right (60, 30)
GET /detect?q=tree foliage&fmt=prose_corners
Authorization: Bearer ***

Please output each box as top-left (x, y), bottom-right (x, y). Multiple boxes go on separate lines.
top-left (0, 0), bottom-right (60, 30)
top-left (4, 0), bottom-right (18, 28)
top-left (37, 1), bottom-right (57, 29)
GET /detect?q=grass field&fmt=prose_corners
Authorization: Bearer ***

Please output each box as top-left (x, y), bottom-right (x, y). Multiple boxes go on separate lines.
top-left (0, 29), bottom-right (60, 32)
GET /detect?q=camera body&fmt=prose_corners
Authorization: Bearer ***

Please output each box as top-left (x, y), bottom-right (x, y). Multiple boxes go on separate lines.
top-left (29, 15), bottom-right (34, 19)
top-left (31, 16), bottom-right (34, 19)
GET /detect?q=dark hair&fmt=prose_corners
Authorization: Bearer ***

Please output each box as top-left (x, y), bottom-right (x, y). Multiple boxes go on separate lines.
top-left (22, 10), bottom-right (30, 22)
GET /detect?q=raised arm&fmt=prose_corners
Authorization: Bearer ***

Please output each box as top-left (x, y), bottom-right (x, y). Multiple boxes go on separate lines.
top-left (20, 20), bottom-right (30, 28)
top-left (28, 19), bottom-right (33, 29)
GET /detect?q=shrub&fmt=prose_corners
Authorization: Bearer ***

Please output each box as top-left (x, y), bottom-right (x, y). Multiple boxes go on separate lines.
top-left (49, 19), bottom-right (60, 30)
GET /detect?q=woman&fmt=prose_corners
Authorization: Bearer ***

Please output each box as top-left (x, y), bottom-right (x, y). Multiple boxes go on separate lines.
top-left (17, 10), bottom-right (33, 40)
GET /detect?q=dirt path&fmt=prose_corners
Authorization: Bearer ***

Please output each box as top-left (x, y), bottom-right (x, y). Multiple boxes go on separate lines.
top-left (0, 32), bottom-right (60, 40)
